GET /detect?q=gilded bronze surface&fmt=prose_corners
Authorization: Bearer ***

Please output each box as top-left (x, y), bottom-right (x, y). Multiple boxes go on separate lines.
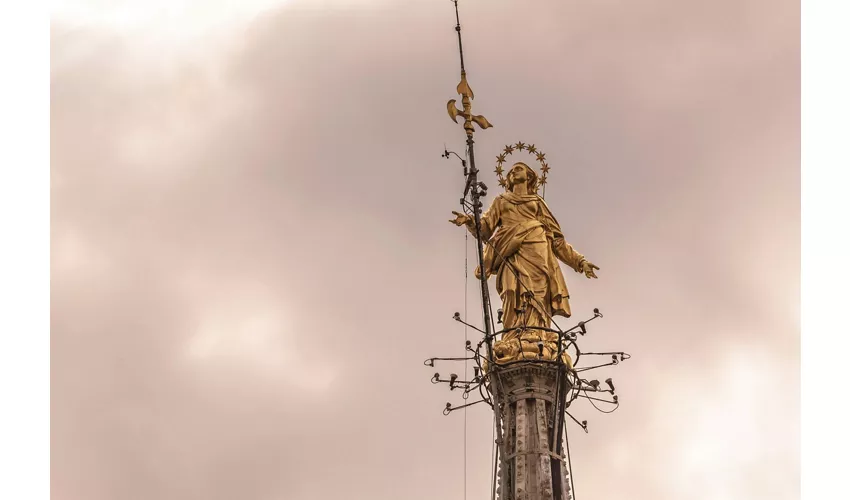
top-left (450, 161), bottom-right (599, 365)
top-left (447, 71), bottom-right (492, 137)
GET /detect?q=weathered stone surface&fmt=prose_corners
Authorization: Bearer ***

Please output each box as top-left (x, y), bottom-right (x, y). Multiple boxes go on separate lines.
top-left (493, 362), bottom-right (572, 500)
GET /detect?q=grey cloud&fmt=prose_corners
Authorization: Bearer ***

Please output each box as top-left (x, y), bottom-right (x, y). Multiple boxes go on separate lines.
top-left (51, 1), bottom-right (799, 499)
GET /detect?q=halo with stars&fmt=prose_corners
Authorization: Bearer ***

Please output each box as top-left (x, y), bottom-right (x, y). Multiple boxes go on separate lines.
top-left (494, 141), bottom-right (551, 194)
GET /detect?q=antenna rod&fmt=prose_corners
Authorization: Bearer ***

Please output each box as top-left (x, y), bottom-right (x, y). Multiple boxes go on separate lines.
top-left (445, 5), bottom-right (502, 499)
top-left (448, 0), bottom-right (496, 348)
top-left (453, 0), bottom-right (466, 74)
top-left (468, 139), bottom-right (494, 340)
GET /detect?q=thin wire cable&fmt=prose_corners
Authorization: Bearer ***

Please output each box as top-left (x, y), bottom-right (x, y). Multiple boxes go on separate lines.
top-left (564, 416), bottom-right (576, 500)
top-left (490, 412), bottom-right (497, 500)
top-left (463, 226), bottom-right (469, 500)
top-left (582, 389), bottom-right (619, 413)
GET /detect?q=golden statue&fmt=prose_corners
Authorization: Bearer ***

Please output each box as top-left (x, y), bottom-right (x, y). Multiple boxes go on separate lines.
top-left (450, 149), bottom-right (599, 365)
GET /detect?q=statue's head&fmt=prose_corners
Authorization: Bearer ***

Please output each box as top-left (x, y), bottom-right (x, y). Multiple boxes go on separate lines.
top-left (506, 162), bottom-right (539, 193)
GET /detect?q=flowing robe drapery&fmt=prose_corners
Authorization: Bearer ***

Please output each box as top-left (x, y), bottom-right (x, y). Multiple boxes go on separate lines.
top-left (470, 192), bottom-right (585, 340)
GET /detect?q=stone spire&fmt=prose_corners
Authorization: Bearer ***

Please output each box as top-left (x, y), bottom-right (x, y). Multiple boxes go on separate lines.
top-left (426, 2), bottom-right (630, 500)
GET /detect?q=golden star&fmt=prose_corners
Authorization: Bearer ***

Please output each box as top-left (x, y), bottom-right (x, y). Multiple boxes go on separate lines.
top-left (495, 166), bottom-right (504, 176)
top-left (504, 145), bottom-right (514, 154)
top-left (536, 152), bottom-right (546, 162)
top-left (497, 153), bottom-right (507, 163)
top-left (541, 163), bottom-right (550, 173)
top-left (516, 141), bottom-right (526, 151)
top-left (527, 144), bottom-right (537, 154)
top-left (498, 179), bottom-right (508, 188)
top-left (540, 177), bottom-right (547, 185)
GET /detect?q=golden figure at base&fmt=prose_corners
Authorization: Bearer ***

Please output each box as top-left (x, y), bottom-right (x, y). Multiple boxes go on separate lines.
top-left (450, 156), bottom-right (599, 365)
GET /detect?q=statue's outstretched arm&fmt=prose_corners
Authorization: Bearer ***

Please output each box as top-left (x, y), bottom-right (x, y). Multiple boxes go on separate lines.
top-left (552, 236), bottom-right (586, 272)
top-left (551, 236), bottom-right (599, 279)
top-left (538, 200), bottom-right (596, 277)
top-left (450, 197), bottom-right (501, 240)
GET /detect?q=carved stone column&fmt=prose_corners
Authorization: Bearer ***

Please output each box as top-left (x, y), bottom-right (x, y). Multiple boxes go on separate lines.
top-left (493, 362), bottom-right (572, 500)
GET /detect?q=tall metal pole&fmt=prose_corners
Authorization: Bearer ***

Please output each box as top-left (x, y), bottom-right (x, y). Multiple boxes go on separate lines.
top-left (453, 0), bottom-right (466, 74)
top-left (432, 5), bottom-right (629, 500)
top-left (445, 3), bottom-right (503, 499)
top-left (447, 0), bottom-right (496, 351)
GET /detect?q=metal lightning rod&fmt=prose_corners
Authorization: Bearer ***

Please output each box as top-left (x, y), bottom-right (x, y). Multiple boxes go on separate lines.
top-left (444, 5), bottom-right (503, 499)
top-left (446, 0), bottom-right (495, 353)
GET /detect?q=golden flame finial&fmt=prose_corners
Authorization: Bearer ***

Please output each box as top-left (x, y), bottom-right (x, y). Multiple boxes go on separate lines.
top-left (446, 1), bottom-right (492, 138)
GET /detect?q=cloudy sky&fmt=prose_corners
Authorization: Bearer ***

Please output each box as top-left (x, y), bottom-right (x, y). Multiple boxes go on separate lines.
top-left (50, 0), bottom-right (799, 499)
